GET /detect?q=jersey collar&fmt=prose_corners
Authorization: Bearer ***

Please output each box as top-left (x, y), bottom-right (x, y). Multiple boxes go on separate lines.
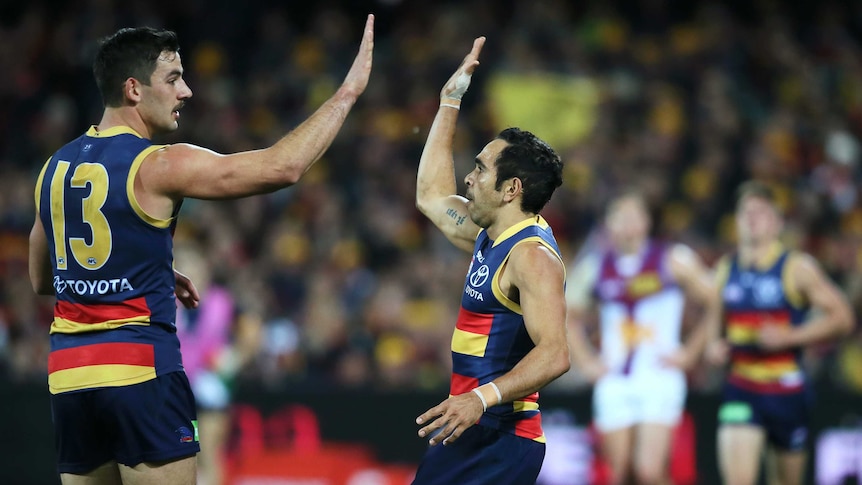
top-left (86, 125), bottom-right (145, 139)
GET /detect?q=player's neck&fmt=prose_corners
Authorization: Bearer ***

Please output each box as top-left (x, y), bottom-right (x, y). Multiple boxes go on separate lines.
top-left (738, 239), bottom-right (781, 268)
top-left (615, 238), bottom-right (647, 256)
top-left (485, 209), bottom-right (538, 241)
top-left (98, 107), bottom-right (151, 139)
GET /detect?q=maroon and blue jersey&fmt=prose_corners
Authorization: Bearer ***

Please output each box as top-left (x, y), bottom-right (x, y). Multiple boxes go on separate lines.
top-left (35, 125), bottom-right (183, 394)
top-left (718, 245), bottom-right (810, 394)
top-left (450, 216), bottom-right (563, 443)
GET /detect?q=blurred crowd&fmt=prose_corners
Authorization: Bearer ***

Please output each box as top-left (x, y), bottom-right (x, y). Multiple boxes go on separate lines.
top-left (2, 0), bottom-right (862, 394)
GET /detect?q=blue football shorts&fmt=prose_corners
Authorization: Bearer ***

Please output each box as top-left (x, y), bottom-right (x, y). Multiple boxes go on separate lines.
top-left (51, 371), bottom-right (200, 474)
top-left (718, 381), bottom-right (812, 451)
top-left (412, 424), bottom-right (546, 485)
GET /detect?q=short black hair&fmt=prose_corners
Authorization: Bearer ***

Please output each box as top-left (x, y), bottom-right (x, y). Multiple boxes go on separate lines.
top-left (493, 128), bottom-right (563, 214)
top-left (93, 27), bottom-right (180, 107)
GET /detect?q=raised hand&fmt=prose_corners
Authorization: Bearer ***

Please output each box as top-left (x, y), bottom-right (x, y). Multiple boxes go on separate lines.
top-left (440, 36), bottom-right (486, 102)
top-left (341, 14), bottom-right (375, 98)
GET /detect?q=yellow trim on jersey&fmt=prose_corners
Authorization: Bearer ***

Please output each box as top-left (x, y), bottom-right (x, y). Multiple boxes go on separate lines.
top-left (85, 125), bottom-right (145, 138)
top-left (48, 364), bottom-right (156, 394)
top-left (126, 145), bottom-right (171, 228)
top-left (534, 434), bottom-right (547, 443)
top-left (512, 400), bottom-right (540, 412)
top-left (727, 326), bottom-right (758, 345)
top-left (50, 318), bottom-right (151, 335)
top-left (451, 328), bottom-right (489, 357)
top-left (731, 361), bottom-right (799, 382)
top-left (491, 236), bottom-right (565, 315)
top-left (34, 157), bottom-right (51, 213)
top-left (781, 251), bottom-right (806, 309)
top-left (491, 216), bottom-right (550, 248)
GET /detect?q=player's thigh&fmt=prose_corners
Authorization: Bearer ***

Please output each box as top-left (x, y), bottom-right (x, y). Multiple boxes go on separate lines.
top-left (766, 448), bottom-right (806, 485)
top-left (633, 423), bottom-right (674, 481)
top-left (60, 461), bottom-right (122, 485)
top-left (718, 425), bottom-right (766, 485)
top-left (118, 455), bottom-right (197, 485)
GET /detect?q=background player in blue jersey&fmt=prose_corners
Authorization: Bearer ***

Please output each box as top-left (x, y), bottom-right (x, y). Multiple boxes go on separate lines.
top-left (412, 37), bottom-right (571, 485)
top-left (28, 17), bottom-right (373, 485)
top-left (705, 181), bottom-right (854, 485)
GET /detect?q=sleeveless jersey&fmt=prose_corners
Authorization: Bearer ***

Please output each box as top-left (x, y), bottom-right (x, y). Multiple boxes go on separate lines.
top-left (593, 242), bottom-right (684, 375)
top-left (718, 245), bottom-right (809, 394)
top-left (35, 125), bottom-right (183, 394)
top-left (450, 216), bottom-right (563, 443)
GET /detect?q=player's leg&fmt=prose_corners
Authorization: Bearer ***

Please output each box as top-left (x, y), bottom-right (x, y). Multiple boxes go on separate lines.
top-left (118, 456), bottom-right (197, 485)
top-left (632, 423), bottom-right (673, 485)
top-left (632, 371), bottom-right (686, 485)
top-left (60, 461), bottom-right (122, 485)
top-left (718, 424), bottom-right (765, 485)
top-left (192, 370), bottom-right (232, 485)
top-left (197, 409), bottom-right (230, 485)
top-left (601, 427), bottom-right (635, 485)
top-left (765, 448), bottom-right (806, 485)
top-left (601, 426), bottom-right (634, 485)
top-left (593, 375), bottom-right (636, 485)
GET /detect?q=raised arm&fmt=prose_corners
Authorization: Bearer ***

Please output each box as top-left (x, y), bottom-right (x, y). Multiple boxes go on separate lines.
top-left (136, 15), bottom-right (375, 215)
top-left (758, 252), bottom-right (854, 350)
top-left (415, 37), bottom-right (485, 253)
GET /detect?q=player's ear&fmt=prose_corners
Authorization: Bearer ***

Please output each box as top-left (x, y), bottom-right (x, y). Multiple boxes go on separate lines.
top-left (124, 78), bottom-right (143, 104)
top-left (503, 177), bottom-right (522, 202)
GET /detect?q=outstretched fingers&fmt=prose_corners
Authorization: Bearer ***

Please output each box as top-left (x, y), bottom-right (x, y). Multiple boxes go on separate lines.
top-left (342, 14), bottom-right (375, 97)
top-left (461, 36), bottom-right (486, 75)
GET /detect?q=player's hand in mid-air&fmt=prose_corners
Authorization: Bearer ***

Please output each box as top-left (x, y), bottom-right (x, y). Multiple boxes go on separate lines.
top-left (416, 391), bottom-right (484, 446)
top-left (340, 14), bottom-right (375, 99)
top-left (174, 269), bottom-right (200, 309)
top-left (440, 37), bottom-right (486, 103)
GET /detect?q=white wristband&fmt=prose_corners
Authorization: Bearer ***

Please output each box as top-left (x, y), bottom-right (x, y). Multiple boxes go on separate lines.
top-left (440, 102), bottom-right (460, 110)
top-left (489, 382), bottom-right (502, 404)
top-left (472, 388), bottom-right (488, 412)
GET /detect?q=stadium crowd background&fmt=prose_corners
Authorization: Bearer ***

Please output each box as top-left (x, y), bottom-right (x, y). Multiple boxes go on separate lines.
top-left (1, 0), bottom-right (862, 402)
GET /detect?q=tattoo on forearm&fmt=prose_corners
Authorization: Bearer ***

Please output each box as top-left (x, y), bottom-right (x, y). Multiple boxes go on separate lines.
top-left (446, 208), bottom-right (467, 225)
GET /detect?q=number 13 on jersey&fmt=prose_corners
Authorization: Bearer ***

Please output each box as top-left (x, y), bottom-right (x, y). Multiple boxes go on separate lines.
top-left (49, 160), bottom-right (112, 270)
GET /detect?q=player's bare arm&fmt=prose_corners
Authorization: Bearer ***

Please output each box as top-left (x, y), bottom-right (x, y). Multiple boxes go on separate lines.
top-left (495, 242), bottom-right (571, 397)
top-left (663, 243), bottom-right (716, 369)
top-left (415, 242), bottom-right (569, 446)
top-left (704, 256), bottom-right (730, 365)
top-left (565, 255), bottom-right (607, 381)
top-left (28, 216), bottom-right (54, 295)
top-left (758, 252), bottom-right (854, 351)
top-left (136, 15), bottom-right (375, 218)
top-left (415, 37), bottom-right (485, 252)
